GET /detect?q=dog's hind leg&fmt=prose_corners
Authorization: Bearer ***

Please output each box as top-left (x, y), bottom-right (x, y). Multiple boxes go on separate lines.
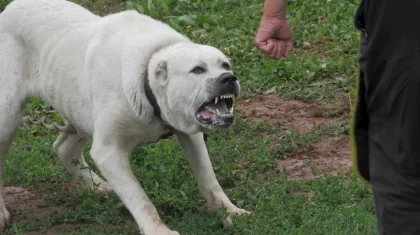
top-left (53, 132), bottom-right (112, 192)
top-left (0, 110), bottom-right (21, 231)
top-left (0, 34), bottom-right (29, 231)
top-left (0, 114), bottom-right (20, 231)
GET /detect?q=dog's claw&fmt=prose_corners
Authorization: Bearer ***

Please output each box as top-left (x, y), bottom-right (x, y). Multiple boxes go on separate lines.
top-left (96, 182), bottom-right (113, 193)
top-left (153, 226), bottom-right (180, 235)
top-left (223, 208), bottom-right (251, 230)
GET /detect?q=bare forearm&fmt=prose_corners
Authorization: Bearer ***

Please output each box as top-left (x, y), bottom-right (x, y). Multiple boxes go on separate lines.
top-left (263, 0), bottom-right (288, 19)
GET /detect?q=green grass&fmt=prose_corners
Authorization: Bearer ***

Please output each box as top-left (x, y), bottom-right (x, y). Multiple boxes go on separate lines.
top-left (1, 0), bottom-right (377, 234)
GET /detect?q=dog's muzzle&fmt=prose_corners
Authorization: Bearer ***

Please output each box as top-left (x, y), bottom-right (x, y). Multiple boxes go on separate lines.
top-left (195, 73), bottom-right (240, 129)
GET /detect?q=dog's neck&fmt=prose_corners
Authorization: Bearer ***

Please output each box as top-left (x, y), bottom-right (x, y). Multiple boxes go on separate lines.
top-left (143, 70), bottom-right (208, 142)
top-left (143, 69), bottom-right (162, 119)
top-left (143, 70), bottom-right (175, 138)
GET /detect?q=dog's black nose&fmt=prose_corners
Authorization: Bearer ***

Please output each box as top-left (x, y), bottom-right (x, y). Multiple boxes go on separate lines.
top-left (219, 73), bottom-right (237, 84)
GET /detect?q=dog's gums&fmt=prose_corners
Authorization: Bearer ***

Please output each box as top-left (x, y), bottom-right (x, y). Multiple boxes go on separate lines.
top-left (196, 93), bottom-right (235, 127)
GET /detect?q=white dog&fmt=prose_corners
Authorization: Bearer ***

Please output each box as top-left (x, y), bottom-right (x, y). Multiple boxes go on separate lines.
top-left (0, 0), bottom-right (249, 234)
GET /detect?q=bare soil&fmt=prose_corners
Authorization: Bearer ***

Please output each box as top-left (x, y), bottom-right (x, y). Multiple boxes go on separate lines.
top-left (4, 184), bottom-right (84, 235)
top-left (236, 94), bottom-right (352, 180)
top-left (236, 94), bottom-right (349, 134)
top-left (277, 136), bottom-right (352, 180)
top-left (4, 186), bottom-right (51, 220)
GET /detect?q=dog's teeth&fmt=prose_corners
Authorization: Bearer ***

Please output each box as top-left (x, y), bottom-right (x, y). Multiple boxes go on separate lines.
top-left (216, 108), bottom-right (220, 116)
top-left (215, 97), bottom-right (219, 104)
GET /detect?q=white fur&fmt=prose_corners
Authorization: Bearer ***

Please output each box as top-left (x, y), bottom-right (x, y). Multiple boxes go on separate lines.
top-left (0, 0), bottom-right (248, 234)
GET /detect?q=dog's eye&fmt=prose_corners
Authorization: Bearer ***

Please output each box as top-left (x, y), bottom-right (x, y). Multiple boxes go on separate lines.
top-left (222, 62), bottom-right (231, 70)
top-left (191, 66), bottom-right (205, 74)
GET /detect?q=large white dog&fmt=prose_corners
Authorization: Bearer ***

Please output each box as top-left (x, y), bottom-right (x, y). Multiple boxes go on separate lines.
top-left (0, 0), bottom-right (249, 234)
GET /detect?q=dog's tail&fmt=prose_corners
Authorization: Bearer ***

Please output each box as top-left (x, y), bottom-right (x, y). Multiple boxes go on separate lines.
top-left (22, 116), bottom-right (76, 133)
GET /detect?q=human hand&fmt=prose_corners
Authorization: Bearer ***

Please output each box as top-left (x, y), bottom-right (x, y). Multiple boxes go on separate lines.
top-left (254, 17), bottom-right (293, 59)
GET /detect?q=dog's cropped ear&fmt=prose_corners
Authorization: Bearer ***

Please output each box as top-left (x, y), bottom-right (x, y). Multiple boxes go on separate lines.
top-left (155, 61), bottom-right (167, 81)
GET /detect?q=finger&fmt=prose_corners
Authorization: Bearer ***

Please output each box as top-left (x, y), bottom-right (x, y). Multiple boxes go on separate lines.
top-left (262, 39), bottom-right (276, 57)
top-left (273, 41), bottom-right (284, 59)
top-left (254, 29), bottom-right (265, 46)
top-left (254, 29), bottom-right (271, 51)
top-left (254, 37), bottom-right (269, 54)
top-left (279, 40), bottom-right (286, 58)
top-left (283, 41), bottom-right (294, 57)
top-left (265, 39), bottom-right (277, 59)
top-left (268, 40), bottom-right (283, 59)
top-left (270, 45), bottom-right (281, 59)
top-left (268, 40), bottom-right (277, 58)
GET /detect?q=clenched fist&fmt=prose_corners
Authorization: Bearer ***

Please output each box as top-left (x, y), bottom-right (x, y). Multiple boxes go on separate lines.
top-left (254, 17), bottom-right (293, 59)
top-left (254, 0), bottom-right (293, 59)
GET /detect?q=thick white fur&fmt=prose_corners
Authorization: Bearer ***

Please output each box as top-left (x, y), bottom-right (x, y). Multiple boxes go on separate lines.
top-left (0, 0), bottom-right (248, 234)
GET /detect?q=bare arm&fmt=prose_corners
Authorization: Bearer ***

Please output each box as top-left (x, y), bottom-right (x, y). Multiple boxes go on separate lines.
top-left (262, 0), bottom-right (288, 19)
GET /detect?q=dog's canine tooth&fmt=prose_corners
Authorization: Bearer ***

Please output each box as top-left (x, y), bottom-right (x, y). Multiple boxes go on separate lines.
top-left (216, 108), bottom-right (220, 116)
top-left (215, 97), bottom-right (219, 104)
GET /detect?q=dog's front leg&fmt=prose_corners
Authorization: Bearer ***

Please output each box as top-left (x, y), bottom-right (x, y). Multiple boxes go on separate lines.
top-left (90, 140), bottom-right (179, 235)
top-left (175, 131), bottom-right (250, 229)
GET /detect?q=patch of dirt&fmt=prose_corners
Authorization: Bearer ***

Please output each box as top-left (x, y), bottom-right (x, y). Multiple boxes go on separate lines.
top-left (276, 136), bottom-right (352, 180)
top-left (24, 224), bottom-right (86, 235)
top-left (4, 186), bottom-right (57, 221)
top-left (236, 94), bottom-right (350, 134)
top-left (4, 185), bottom-right (88, 234)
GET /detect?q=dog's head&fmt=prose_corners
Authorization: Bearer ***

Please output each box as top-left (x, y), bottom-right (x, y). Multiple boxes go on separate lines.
top-left (148, 43), bottom-right (240, 134)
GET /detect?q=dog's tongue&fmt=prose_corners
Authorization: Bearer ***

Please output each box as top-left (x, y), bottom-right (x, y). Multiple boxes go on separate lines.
top-left (203, 108), bottom-right (218, 122)
top-left (202, 101), bottom-right (229, 121)
top-left (201, 99), bottom-right (231, 122)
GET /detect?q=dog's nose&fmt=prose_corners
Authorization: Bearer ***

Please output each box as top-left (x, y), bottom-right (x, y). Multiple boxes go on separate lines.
top-left (219, 73), bottom-right (237, 84)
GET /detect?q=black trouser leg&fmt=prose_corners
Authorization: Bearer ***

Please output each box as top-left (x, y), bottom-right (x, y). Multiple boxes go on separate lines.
top-left (353, 1), bottom-right (420, 234)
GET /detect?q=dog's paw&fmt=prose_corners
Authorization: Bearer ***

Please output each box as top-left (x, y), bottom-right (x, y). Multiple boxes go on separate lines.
top-left (95, 181), bottom-right (113, 193)
top-left (222, 207), bottom-right (251, 230)
top-left (0, 206), bottom-right (11, 231)
top-left (73, 177), bottom-right (113, 194)
top-left (153, 226), bottom-right (180, 235)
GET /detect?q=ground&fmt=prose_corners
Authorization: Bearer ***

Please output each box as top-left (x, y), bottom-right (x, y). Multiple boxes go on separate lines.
top-left (236, 94), bottom-right (351, 180)
top-left (1, 0), bottom-right (377, 234)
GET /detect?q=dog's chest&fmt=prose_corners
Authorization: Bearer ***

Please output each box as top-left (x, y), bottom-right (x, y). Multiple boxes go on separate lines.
top-left (149, 125), bottom-right (174, 144)
top-left (133, 122), bottom-right (174, 146)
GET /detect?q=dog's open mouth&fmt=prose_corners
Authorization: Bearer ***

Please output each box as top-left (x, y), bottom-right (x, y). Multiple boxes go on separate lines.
top-left (196, 93), bottom-right (235, 127)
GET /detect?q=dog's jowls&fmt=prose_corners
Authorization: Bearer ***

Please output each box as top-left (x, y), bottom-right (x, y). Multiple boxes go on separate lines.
top-left (0, 0), bottom-right (249, 234)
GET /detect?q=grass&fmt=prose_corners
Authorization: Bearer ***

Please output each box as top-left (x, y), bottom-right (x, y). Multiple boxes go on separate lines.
top-left (0, 0), bottom-right (377, 234)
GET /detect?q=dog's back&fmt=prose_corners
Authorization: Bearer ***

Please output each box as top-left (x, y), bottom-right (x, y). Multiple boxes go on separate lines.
top-left (0, 0), bottom-right (190, 132)
top-left (0, 0), bottom-right (99, 52)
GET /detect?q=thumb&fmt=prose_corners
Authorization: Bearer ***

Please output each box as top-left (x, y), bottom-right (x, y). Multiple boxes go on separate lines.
top-left (255, 32), bottom-right (275, 54)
